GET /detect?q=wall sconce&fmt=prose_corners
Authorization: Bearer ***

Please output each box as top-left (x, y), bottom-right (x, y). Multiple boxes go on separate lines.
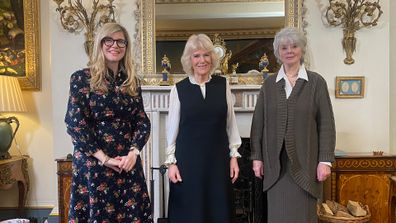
top-left (325, 0), bottom-right (382, 65)
top-left (53, 0), bottom-right (116, 58)
top-left (0, 76), bottom-right (27, 159)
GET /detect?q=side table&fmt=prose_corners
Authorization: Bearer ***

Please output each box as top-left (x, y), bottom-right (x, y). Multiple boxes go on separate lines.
top-left (0, 155), bottom-right (29, 212)
top-left (56, 156), bottom-right (72, 223)
top-left (323, 152), bottom-right (396, 223)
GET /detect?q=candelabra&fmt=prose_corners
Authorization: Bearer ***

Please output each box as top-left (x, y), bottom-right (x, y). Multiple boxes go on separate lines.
top-left (53, 0), bottom-right (116, 58)
top-left (325, 0), bottom-right (382, 64)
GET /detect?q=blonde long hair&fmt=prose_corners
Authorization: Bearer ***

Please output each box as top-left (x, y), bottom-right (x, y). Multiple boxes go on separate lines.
top-left (89, 23), bottom-right (138, 96)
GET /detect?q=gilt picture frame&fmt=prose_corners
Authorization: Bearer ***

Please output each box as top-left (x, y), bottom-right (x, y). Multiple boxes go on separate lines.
top-left (335, 76), bottom-right (365, 98)
top-left (0, 0), bottom-right (40, 90)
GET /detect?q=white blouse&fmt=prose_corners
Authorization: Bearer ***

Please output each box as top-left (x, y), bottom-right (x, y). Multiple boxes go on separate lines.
top-left (164, 76), bottom-right (242, 165)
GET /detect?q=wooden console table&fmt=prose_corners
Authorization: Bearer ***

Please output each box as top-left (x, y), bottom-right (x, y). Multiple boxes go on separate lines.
top-left (323, 153), bottom-right (396, 223)
top-left (0, 155), bottom-right (29, 212)
top-left (56, 156), bottom-right (72, 223)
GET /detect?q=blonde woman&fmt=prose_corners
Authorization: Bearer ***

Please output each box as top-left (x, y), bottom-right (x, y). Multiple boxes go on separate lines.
top-left (165, 34), bottom-right (242, 223)
top-left (65, 23), bottom-right (152, 223)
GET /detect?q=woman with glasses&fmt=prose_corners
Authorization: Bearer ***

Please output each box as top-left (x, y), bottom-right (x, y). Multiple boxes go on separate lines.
top-left (65, 23), bottom-right (153, 223)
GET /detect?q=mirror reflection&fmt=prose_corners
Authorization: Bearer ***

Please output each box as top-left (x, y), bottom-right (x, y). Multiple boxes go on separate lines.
top-left (155, 0), bottom-right (285, 75)
top-left (135, 0), bottom-right (303, 79)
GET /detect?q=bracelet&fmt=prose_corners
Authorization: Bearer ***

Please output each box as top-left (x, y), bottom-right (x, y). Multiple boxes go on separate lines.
top-left (98, 155), bottom-right (110, 166)
top-left (130, 146), bottom-right (140, 156)
top-left (165, 162), bottom-right (176, 167)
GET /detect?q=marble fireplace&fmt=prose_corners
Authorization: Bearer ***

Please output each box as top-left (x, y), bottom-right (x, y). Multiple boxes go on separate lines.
top-left (141, 84), bottom-right (263, 222)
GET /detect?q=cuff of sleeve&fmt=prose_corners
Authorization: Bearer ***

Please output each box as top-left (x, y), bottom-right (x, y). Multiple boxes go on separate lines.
top-left (318, 152), bottom-right (335, 163)
top-left (319, 161), bottom-right (332, 167)
top-left (164, 154), bottom-right (177, 166)
top-left (250, 154), bottom-right (263, 161)
top-left (229, 147), bottom-right (241, 158)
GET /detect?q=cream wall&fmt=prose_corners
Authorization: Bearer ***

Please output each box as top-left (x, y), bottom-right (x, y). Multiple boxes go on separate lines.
top-left (390, 0), bottom-right (396, 154)
top-left (0, 0), bottom-right (394, 215)
top-left (305, 0), bottom-right (390, 153)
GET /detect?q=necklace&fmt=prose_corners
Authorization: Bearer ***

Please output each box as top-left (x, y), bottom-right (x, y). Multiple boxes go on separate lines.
top-left (287, 75), bottom-right (298, 87)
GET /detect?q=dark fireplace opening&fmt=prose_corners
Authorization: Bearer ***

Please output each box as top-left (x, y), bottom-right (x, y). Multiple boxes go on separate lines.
top-left (234, 138), bottom-right (267, 223)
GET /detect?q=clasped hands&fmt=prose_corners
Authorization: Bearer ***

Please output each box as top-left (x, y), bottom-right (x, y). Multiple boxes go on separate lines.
top-left (102, 151), bottom-right (138, 173)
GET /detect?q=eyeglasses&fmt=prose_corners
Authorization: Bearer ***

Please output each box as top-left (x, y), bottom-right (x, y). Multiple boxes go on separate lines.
top-left (101, 37), bottom-right (128, 48)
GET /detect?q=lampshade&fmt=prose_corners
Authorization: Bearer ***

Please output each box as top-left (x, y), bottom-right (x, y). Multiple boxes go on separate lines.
top-left (0, 75), bottom-right (27, 112)
top-left (0, 75), bottom-right (26, 159)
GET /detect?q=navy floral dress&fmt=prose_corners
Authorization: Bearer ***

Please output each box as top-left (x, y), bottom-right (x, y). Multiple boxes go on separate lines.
top-left (65, 68), bottom-right (153, 223)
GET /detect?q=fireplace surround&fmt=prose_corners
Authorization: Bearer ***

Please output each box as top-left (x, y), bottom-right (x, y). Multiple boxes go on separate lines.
top-left (234, 138), bottom-right (267, 223)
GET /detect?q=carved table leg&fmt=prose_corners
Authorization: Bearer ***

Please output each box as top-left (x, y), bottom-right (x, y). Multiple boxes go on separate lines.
top-left (390, 176), bottom-right (396, 223)
top-left (17, 180), bottom-right (27, 216)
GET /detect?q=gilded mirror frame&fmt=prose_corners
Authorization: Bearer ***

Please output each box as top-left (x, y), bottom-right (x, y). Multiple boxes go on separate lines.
top-left (134, 0), bottom-right (303, 80)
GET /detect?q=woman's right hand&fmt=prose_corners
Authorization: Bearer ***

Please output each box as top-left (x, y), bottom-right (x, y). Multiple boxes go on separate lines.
top-left (252, 160), bottom-right (264, 179)
top-left (104, 157), bottom-right (122, 173)
top-left (93, 150), bottom-right (122, 173)
top-left (168, 164), bottom-right (182, 183)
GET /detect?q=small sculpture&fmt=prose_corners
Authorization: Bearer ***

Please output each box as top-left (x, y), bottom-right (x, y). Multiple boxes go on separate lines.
top-left (259, 53), bottom-right (270, 80)
top-left (373, 150), bottom-right (384, 156)
top-left (160, 54), bottom-right (171, 85)
top-left (231, 63), bottom-right (239, 75)
top-left (221, 50), bottom-right (232, 75)
top-left (230, 63), bottom-right (239, 85)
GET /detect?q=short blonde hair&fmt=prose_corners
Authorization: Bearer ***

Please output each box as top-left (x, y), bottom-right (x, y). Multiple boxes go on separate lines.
top-left (181, 34), bottom-right (219, 76)
top-left (273, 27), bottom-right (307, 64)
top-left (89, 23), bottom-right (138, 96)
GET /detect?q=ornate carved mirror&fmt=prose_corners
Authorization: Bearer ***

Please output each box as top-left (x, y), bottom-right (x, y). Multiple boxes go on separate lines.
top-left (134, 0), bottom-right (303, 82)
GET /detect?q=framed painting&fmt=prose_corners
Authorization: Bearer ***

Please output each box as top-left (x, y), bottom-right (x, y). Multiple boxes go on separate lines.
top-left (0, 0), bottom-right (40, 90)
top-left (335, 76), bottom-right (365, 98)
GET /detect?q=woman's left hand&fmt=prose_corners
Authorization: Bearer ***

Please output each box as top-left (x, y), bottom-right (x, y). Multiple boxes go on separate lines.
top-left (117, 151), bottom-right (138, 172)
top-left (230, 157), bottom-right (239, 184)
top-left (317, 163), bottom-right (331, 182)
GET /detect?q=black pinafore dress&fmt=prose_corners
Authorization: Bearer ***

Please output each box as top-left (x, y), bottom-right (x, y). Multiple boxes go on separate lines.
top-left (168, 76), bottom-right (235, 223)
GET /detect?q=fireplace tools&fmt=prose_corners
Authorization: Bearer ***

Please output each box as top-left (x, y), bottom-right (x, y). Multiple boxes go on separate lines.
top-left (150, 165), bottom-right (168, 223)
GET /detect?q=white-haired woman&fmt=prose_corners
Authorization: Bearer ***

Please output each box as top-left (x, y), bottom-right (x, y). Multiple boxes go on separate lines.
top-left (65, 23), bottom-right (152, 223)
top-left (165, 33), bottom-right (242, 223)
top-left (251, 27), bottom-right (336, 222)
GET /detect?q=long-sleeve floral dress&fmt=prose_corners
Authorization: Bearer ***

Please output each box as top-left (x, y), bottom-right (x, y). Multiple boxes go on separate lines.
top-left (65, 68), bottom-right (152, 223)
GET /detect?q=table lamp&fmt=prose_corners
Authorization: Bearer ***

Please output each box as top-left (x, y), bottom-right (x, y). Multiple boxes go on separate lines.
top-left (0, 75), bottom-right (27, 159)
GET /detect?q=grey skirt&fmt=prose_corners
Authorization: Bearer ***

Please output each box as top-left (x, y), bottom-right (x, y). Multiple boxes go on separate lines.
top-left (266, 149), bottom-right (318, 223)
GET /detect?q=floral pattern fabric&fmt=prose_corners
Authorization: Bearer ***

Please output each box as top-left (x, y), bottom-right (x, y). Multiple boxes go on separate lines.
top-left (65, 69), bottom-right (152, 223)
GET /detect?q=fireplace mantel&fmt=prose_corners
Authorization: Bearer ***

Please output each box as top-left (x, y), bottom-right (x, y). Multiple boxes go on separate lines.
top-left (142, 84), bottom-right (261, 112)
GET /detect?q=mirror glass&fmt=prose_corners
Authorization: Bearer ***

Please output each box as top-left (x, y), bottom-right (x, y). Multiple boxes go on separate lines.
top-left (136, 0), bottom-right (303, 80)
top-left (155, 1), bottom-right (284, 74)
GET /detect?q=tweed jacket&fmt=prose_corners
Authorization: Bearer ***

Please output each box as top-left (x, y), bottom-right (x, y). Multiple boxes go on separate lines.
top-left (250, 70), bottom-right (336, 198)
